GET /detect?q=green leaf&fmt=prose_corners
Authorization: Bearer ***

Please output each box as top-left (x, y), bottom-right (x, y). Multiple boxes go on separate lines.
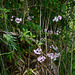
top-left (32, 35), bottom-right (36, 38)
top-left (20, 37), bottom-right (23, 41)
top-left (38, 42), bottom-right (42, 46)
top-left (30, 32), bottom-right (32, 36)
top-left (25, 31), bottom-right (30, 34)
top-left (22, 28), bottom-right (25, 31)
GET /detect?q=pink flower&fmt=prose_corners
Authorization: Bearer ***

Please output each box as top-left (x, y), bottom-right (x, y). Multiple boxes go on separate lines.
top-left (53, 16), bottom-right (59, 22)
top-left (53, 15), bottom-right (62, 22)
top-left (50, 46), bottom-right (52, 48)
top-left (20, 18), bottom-right (22, 21)
top-left (47, 53), bottom-right (54, 59)
top-left (15, 18), bottom-right (21, 24)
top-left (37, 55), bottom-right (46, 63)
top-left (58, 15), bottom-right (62, 20)
top-left (33, 48), bottom-right (42, 54)
top-left (47, 52), bottom-right (60, 61)
top-left (59, 31), bottom-right (61, 33)
top-left (53, 53), bottom-right (60, 61)
top-left (54, 53), bottom-right (59, 58)
top-left (50, 30), bottom-right (53, 34)
top-left (44, 37), bottom-right (46, 40)
top-left (55, 17), bottom-right (59, 22)
top-left (27, 16), bottom-right (32, 21)
top-left (55, 47), bottom-right (58, 50)
top-left (31, 16), bottom-right (34, 18)
top-left (11, 16), bottom-right (14, 18)
top-left (44, 29), bottom-right (47, 32)
top-left (57, 30), bottom-right (59, 32)
top-left (54, 57), bottom-right (56, 61)
top-left (56, 29), bottom-right (61, 34)
top-left (56, 33), bottom-right (59, 35)
top-left (52, 17), bottom-right (57, 22)
top-left (40, 38), bottom-right (45, 41)
top-left (52, 45), bottom-right (58, 50)
top-left (11, 19), bottom-right (13, 21)
top-left (58, 53), bottom-right (60, 56)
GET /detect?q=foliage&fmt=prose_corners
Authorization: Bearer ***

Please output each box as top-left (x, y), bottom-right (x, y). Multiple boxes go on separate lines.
top-left (0, 0), bottom-right (75, 75)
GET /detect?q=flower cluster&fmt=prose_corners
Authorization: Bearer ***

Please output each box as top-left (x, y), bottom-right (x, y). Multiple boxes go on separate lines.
top-left (10, 16), bottom-right (22, 24)
top-left (33, 48), bottom-right (42, 54)
top-left (48, 30), bottom-right (53, 34)
top-left (11, 16), bottom-right (14, 21)
top-left (47, 53), bottom-right (60, 61)
top-left (33, 47), bottom-right (60, 63)
top-left (53, 15), bottom-right (62, 22)
top-left (54, 30), bottom-right (61, 35)
top-left (50, 45), bottom-right (58, 51)
top-left (40, 38), bottom-right (45, 41)
top-left (33, 48), bottom-right (46, 63)
top-left (48, 29), bottom-right (61, 35)
top-left (37, 55), bottom-right (46, 63)
top-left (40, 37), bottom-right (47, 41)
top-left (27, 16), bottom-right (34, 21)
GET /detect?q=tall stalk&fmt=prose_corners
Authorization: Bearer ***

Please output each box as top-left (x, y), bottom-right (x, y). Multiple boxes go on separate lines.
top-left (23, 0), bottom-right (26, 24)
top-left (40, 0), bottom-right (42, 44)
top-left (70, 19), bottom-right (74, 75)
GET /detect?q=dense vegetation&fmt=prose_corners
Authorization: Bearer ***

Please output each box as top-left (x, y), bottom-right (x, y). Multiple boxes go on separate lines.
top-left (0, 0), bottom-right (75, 75)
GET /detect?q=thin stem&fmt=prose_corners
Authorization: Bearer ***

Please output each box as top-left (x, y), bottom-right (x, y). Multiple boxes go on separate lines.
top-left (40, 0), bottom-right (42, 43)
top-left (4, 13), bottom-right (7, 30)
top-left (26, 0), bottom-right (29, 16)
top-left (70, 19), bottom-right (74, 75)
top-left (0, 51), bottom-right (13, 56)
top-left (23, 0), bottom-right (26, 24)
top-left (0, 51), bottom-right (7, 75)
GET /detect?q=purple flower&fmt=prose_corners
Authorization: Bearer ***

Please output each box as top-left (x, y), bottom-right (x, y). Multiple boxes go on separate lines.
top-left (20, 18), bottom-right (22, 21)
top-left (52, 45), bottom-right (58, 50)
top-left (31, 16), bottom-right (34, 18)
top-left (52, 19), bottom-right (55, 22)
top-left (54, 57), bottom-right (56, 61)
top-left (53, 16), bottom-right (59, 22)
top-left (37, 55), bottom-right (46, 63)
top-left (52, 17), bottom-right (57, 22)
top-left (54, 53), bottom-right (59, 58)
top-left (50, 30), bottom-right (53, 34)
top-left (55, 47), bottom-right (58, 50)
top-left (50, 46), bottom-right (52, 48)
top-left (33, 48), bottom-right (42, 54)
top-left (44, 37), bottom-right (46, 40)
top-left (27, 16), bottom-right (32, 21)
top-left (56, 30), bottom-right (59, 33)
top-left (47, 53), bottom-right (54, 59)
top-left (11, 16), bottom-right (14, 18)
top-left (47, 52), bottom-right (60, 61)
top-left (55, 17), bottom-right (59, 22)
top-left (56, 30), bottom-right (61, 34)
top-left (59, 31), bottom-right (61, 33)
top-left (52, 45), bottom-right (54, 47)
top-left (44, 29), bottom-right (47, 32)
top-left (11, 19), bottom-right (13, 21)
top-left (54, 53), bottom-right (60, 61)
top-left (40, 38), bottom-right (45, 41)
top-left (56, 33), bottom-right (59, 35)
top-left (53, 15), bottom-right (62, 22)
top-left (54, 47), bottom-right (58, 50)
top-left (58, 15), bottom-right (62, 20)
top-left (58, 53), bottom-right (60, 56)
top-left (15, 18), bottom-right (21, 24)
